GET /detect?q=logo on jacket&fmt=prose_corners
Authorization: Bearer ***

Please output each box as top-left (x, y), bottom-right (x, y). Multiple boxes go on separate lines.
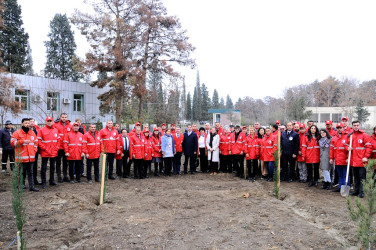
top-left (79, 137), bottom-right (82, 141)
top-left (342, 140), bottom-right (346, 144)
top-left (113, 132), bottom-right (116, 136)
top-left (31, 136), bottom-right (34, 140)
top-left (54, 133), bottom-right (57, 137)
top-left (268, 140), bottom-right (272, 144)
top-left (67, 128), bottom-right (70, 131)
top-left (358, 139), bottom-right (363, 144)
top-left (97, 137), bottom-right (100, 140)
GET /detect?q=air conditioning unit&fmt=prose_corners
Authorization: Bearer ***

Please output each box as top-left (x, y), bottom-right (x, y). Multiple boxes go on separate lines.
top-left (34, 95), bottom-right (43, 102)
top-left (63, 98), bottom-right (71, 104)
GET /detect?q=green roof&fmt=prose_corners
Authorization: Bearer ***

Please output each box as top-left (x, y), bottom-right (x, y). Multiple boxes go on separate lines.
top-left (208, 109), bottom-right (241, 114)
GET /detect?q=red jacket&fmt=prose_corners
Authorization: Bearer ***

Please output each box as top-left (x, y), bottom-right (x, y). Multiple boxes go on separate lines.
top-left (151, 135), bottom-right (162, 158)
top-left (37, 125), bottom-right (60, 158)
top-left (348, 130), bottom-right (372, 167)
top-left (99, 127), bottom-right (120, 154)
top-left (260, 134), bottom-right (277, 162)
top-left (173, 133), bottom-right (184, 153)
top-left (371, 134), bottom-right (376, 160)
top-left (63, 131), bottom-right (84, 160)
top-left (231, 132), bottom-right (246, 155)
top-left (297, 132), bottom-right (306, 162)
top-left (82, 131), bottom-right (101, 159)
top-left (217, 127), bottom-right (224, 136)
top-left (115, 134), bottom-right (124, 160)
top-left (301, 136), bottom-right (320, 164)
top-left (219, 133), bottom-right (232, 156)
top-left (130, 134), bottom-right (145, 160)
top-left (53, 120), bottom-right (72, 150)
top-left (327, 128), bottom-right (337, 137)
top-left (11, 128), bottom-right (38, 163)
top-left (244, 135), bottom-right (260, 160)
top-left (143, 136), bottom-right (153, 160)
top-left (329, 134), bottom-right (349, 166)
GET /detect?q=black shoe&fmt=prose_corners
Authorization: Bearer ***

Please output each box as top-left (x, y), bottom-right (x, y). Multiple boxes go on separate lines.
top-left (358, 193), bottom-right (364, 198)
top-left (125, 175), bottom-right (131, 178)
top-left (109, 176), bottom-right (115, 180)
top-left (34, 180), bottom-right (42, 185)
top-left (326, 183), bottom-right (333, 190)
top-left (95, 179), bottom-right (100, 182)
top-left (314, 181), bottom-right (319, 187)
top-left (301, 180), bottom-right (307, 183)
top-left (63, 177), bottom-right (70, 182)
top-left (134, 176), bottom-right (139, 179)
top-left (70, 180), bottom-right (75, 184)
top-left (139, 176), bottom-right (144, 179)
top-left (308, 181), bottom-right (313, 187)
top-left (145, 175), bottom-right (149, 178)
top-left (288, 179), bottom-right (293, 183)
top-left (321, 182), bottom-right (328, 189)
top-left (183, 172), bottom-right (188, 175)
top-left (42, 183), bottom-right (46, 189)
top-left (332, 187), bottom-right (340, 192)
top-left (77, 179), bottom-right (82, 183)
top-left (238, 175), bottom-right (244, 179)
top-left (350, 191), bottom-right (359, 196)
top-left (58, 178), bottom-right (63, 183)
top-left (22, 184), bottom-right (27, 189)
top-left (49, 181), bottom-right (58, 186)
top-left (29, 187), bottom-right (39, 192)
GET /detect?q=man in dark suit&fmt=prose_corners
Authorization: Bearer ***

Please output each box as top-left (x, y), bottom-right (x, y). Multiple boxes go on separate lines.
top-left (120, 129), bottom-right (131, 178)
top-left (281, 122), bottom-right (300, 182)
top-left (183, 125), bottom-right (198, 174)
top-left (0, 120), bottom-right (15, 172)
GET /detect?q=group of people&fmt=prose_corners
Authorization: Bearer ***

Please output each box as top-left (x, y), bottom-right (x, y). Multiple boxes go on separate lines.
top-left (1, 113), bottom-right (375, 198)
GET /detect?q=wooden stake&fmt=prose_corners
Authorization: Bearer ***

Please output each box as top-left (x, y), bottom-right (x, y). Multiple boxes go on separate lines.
top-left (99, 153), bottom-right (107, 205)
top-left (277, 130), bottom-right (281, 199)
top-left (17, 231), bottom-right (20, 250)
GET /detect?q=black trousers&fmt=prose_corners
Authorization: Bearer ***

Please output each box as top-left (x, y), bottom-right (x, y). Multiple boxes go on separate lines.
top-left (69, 160), bottom-right (81, 181)
top-left (33, 151), bottom-right (39, 181)
top-left (281, 154), bottom-right (296, 180)
top-left (221, 155), bottom-right (232, 173)
top-left (233, 154), bottom-right (244, 176)
top-left (164, 157), bottom-right (173, 175)
top-left (21, 162), bottom-right (34, 189)
top-left (210, 161), bottom-right (218, 173)
top-left (199, 148), bottom-right (208, 172)
top-left (352, 166), bottom-right (366, 194)
top-left (41, 157), bottom-right (56, 184)
top-left (247, 159), bottom-right (258, 178)
top-left (307, 163), bottom-right (320, 182)
top-left (143, 160), bottom-right (151, 177)
top-left (184, 154), bottom-right (196, 173)
top-left (87, 158), bottom-right (99, 181)
top-left (173, 152), bottom-right (182, 174)
top-left (133, 159), bottom-right (143, 178)
top-left (1, 149), bottom-right (15, 170)
top-left (116, 152), bottom-right (130, 177)
top-left (56, 149), bottom-right (68, 179)
top-left (106, 153), bottom-right (115, 177)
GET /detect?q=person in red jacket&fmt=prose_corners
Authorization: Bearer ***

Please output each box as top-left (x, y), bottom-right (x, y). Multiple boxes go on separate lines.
top-left (160, 123), bottom-right (167, 136)
top-left (151, 127), bottom-right (163, 176)
top-left (219, 127), bottom-right (232, 175)
top-left (329, 123), bottom-right (349, 192)
top-left (37, 116), bottom-right (60, 188)
top-left (11, 118), bottom-right (39, 192)
top-left (244, 127), bottom-right (260, 182)
top-left (260, 127), bottom-right (277, 181)
top-left (172, 127), bottom-right (184, 174)
top-left (325, 120), bottom-right (337, 137)
top-left (297, 123), bottom-right (307, 182)
top-left (143, 129), bottom-right (153, 178)
top-left (115, 129), bottom-right (124, 179)
top-left (64, 122), bottom-right (85, 183)
top-left (130, 126), bottom-right (145, 179)
top-left (99, 120), bottom-right (120, 180)
top-left (231, 124), bottom-right (246, 178)
top-left (348, 121), bottom-right (372, 198)
top-left (82, 124), bottom-right (101, 183)
top-left (371, 126), bottom-right (376, 179)
top-left (170, 123), bottom-right (176, 135)
top-left (302, 125), bottom-right (321, 187)
top-left (215, 122), bottom-right (224, 136)
top-left (29, 118), bottom-right (41, 185)
top-left (53, 113), bottom-right (72, 183)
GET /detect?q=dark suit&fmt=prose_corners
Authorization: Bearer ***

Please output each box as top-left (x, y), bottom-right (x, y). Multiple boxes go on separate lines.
top-left (281, 130), bottom-right (300, 181)
top-left (183, 131), bottom-right (198, 173)
top-left (117, 136), bottom-right (131, 178)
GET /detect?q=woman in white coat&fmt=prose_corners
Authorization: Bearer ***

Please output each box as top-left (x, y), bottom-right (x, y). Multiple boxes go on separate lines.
top-left (206, 127), bottom-right (220, 175)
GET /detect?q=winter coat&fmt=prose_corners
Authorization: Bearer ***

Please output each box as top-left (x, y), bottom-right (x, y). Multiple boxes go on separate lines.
top-left (10, 128), bottom-right (38, 163)
top-left (161, 135), bottom-right (176, 157)
top-left (82, 131), bottom-right (101, 159)
top-left (297, 132), bottom-right (306, 162)
top-left (206, 133), bottom-right (220, 162)
top-left (151, 135), bottom-right (162, 158)
top-left (260, 134), bottom-right (277, 162)
top-left (37, 125), bottom-right (60, 158)
top-left (63, 131), bottom-right (84, 160)
top-left (130, 134), bottom-right (145, 160)
top-left (115, 134), bottom-right (124, 160)
top-left (244, 135), bottom-right (260, 160)
top-left (329, 134), bottom-right (349, 166)
top-left (231, 132), bottom-right (245, 155)
top-left (183, 131), bottom-right (198, 156)
top-left (99, 127), bottom-right (120, 154)
top-left (0, 127), bottom-right (15, 150)
top-left (53, 120), bottom-right (73, 150)
top-left (172, 133), bottom-right (184, 153)
top-left (301, 136), bottom-right (320, 164)
top-left (281, 130), bottom-right (299, 156)
top-left (219, 133), bottom-right (232, 156)
top-left (348, 130), bottom-right (372, 167)
top-left (319, 137), bottom-right (331, 171)
top-left (143, 136), bottom-right (153, 161)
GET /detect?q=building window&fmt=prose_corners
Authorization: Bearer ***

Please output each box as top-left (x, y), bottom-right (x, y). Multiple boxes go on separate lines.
top-left (332, 113), bottom-right (342, 123)
top-left (320, 113), bottom-right (330, 123)
top-left (47, 92), bottom-right (59, 111)
top-left (310, 113), bottom-right (318, 123)
top-left (15, 89), bottom-right (29, 110)
top-left (215, 114), bottom-right (221, 123)
top-left (73, 94), bottom-right (84, 112)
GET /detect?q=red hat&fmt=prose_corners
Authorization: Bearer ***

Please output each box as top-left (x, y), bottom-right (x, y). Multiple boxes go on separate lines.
top-left (45, 116), bottom-right (53, 122)
top-left (242, 126), bottom-right (247, 129)
top-left (135, 122), bottom-right (141, 126)
top-left (161, 123), bottom-right (166, 126)
top-left (325, 120), bottom-right (332, 125)
top-left (275, 120), bottom-right (281, 125)
top-left (153, 127), bottom-right (159, 131)
top-left (72, 122), bottom-right (80, 126)
top-left (336, 122), bottom-right (344, 128)
top-left (143, 129), bottom-right (149, 134)
top-left (341, 116), bottom-right (349, 121)
top-left (171, 123), bottom-right (176, 126)
top-left (299, 123), bottom-right (306, 128)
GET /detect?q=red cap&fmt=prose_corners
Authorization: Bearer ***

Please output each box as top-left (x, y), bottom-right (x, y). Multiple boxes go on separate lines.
top-left (171, 123), bottom-right (176, 126)
top-left (275, 120), bottom-right (281, 125)
top-left (336, 122), bottom-right (344, 128)
top-left (325, 120), bottom-right (332, 125)
top-left (242, 126), bottom-right (247, 129)
top-left (341, 116), bottom-right (349, 121)
top-left (45, 116), bottom-right (53, 122)
top-left (153, 127), bottom-right (159, 131)
top-left (135, 122), bottom-right (141, 126)
top-left (143, 129), bottom-right (149, 133)
top-left (72, 122), bottom-right (80, 126)
top-left (161, 123), bottom-right (166, 126)
top-left (299, 123), bottom-right (306, 128)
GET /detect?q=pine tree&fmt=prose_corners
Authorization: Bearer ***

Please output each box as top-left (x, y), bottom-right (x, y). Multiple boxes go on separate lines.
top-left (185, 92), bottom-right (192, 120)
top-left (0, 0), bottom-right (30, 74)
top-left (355, 99), bottom-right (370, 123)
top-left (192, 87), bottom-right (198, 120)
top-left (180, 79), bottom-right (186, 121)
top-left (201, 83), bottom-right (211, 120)
top-left (212, 89), bottom-right (219, 109)
top-left (195, 71), bottom-right (202, 120)
top-left (226, 94), bottom-right (234, 109)
top-left (44, 13), bottom-right (81, 81)
top-left (24, 41), bottom-right (33, 75)
top-left (220, 97), bottom-right (225, 108)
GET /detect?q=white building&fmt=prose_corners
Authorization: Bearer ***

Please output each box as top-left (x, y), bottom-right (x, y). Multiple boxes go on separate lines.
top-left (305, 106), bottom-right (376, 129)
top-left (2, 74), bottom-right (114, 125)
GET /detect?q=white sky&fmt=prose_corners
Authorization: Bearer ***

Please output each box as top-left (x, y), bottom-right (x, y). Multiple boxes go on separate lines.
top-left (19, 0), bottom-right (376, 101)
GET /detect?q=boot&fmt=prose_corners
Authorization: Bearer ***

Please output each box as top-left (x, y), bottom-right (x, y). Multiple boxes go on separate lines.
top-left (326, 183), bottom-right (333, 190)
top-left (321, 182), bottom-right (328, 189)
top-left (308, 181), bottom-right (313, 187)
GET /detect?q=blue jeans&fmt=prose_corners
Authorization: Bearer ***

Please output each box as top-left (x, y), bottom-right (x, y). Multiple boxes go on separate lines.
top-left (336, 165), bottom-right (350, 188)
top-left (266, 161), bottom-right (275, 179)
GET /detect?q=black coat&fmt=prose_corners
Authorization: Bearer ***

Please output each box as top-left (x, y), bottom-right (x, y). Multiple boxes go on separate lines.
top-left (281, 130), bottom-right (299, 156)
top-left (183, 131), bottom-right (198, 156)
top-left (0, 127), bottom-right (15, 150)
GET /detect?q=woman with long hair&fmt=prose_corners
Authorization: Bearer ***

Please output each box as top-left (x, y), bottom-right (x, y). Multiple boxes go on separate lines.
top-left (151, 128), bottom-right (163, 176)
top-left (206, 127), bottom-right (220, 175)
top-left (302, 125), bottom-right (321, 187)
top-left (258, 127), bottom-right (267, 179)
top-left (198, 127), bottom-right (208, 173)
top-left (319, 129), bottom-right (332, 189)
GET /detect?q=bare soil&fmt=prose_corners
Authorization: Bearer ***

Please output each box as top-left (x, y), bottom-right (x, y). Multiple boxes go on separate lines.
top-left (0, 166), bottom-right (361, 249)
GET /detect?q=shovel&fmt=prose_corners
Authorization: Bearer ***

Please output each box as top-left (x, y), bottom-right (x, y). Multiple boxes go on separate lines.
top-left (341, 135), bottom-right (352, 197)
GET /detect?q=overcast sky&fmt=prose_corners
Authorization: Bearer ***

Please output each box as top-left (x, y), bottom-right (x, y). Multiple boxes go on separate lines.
top-left (19, 0), bottom-right (376, 101)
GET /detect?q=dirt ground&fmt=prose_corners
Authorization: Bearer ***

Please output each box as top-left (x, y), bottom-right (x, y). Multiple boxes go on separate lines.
top-left (0, 163), bottom-right (361, 250)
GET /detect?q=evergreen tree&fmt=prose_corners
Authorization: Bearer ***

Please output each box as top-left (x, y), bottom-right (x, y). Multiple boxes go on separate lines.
top-left (195, 71), bottom-right (202, 120)
top-left (180, 79), bottom-right (186, 121)
top-left (24, 41), bottom-right (33, 75)
top-left (192, 87), bottom-right (198, 120)
top-left (226, 94), bottom-right (234, 109)
top-left (220, 97), bottom-right (225, 108)
top-left (147, 69), bottom-right (162, 122)
top-left (201, 83), bottom-right (211, 120)
top-left (212, 89), bottom-right (219, 109)
top-left (0, 0), bottom-right (30, 73)
top-left (185, 92), bottom-right (192, 120)
top-left (44, 13), bottom-right (81, 81)
top-left (355, 99), bottom-right (370, 124)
